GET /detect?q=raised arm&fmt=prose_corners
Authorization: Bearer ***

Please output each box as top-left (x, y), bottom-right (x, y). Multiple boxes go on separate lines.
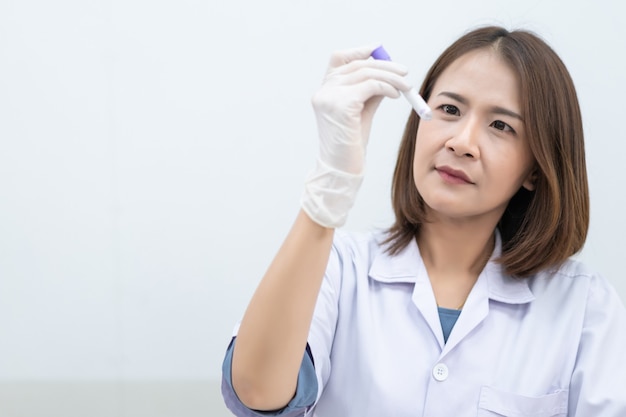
top-left (230, 45), bottom-right (410, 411)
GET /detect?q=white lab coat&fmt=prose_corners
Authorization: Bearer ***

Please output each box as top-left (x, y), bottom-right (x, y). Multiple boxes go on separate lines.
top-left (304, 230), bottom-right (626, 416)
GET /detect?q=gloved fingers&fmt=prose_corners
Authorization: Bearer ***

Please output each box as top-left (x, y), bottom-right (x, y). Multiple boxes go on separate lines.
top-left (326, 43), bottom-right (382, 70)
top-left (331, 67), bottom-right (411, 93)
top-left (352, 78), bottom-right (403, 103)
top-left (328, 57), bottom-right (408, 79)
top-left (312, 77), bottom-right (402, 115)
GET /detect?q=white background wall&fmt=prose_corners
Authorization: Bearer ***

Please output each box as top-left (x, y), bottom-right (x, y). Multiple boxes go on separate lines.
top-left (1, 0), bottom-right (624, 415)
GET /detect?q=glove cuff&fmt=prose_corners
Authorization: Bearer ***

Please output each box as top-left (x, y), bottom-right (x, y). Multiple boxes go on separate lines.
top-left (300, 159), bottom-right (364, 228)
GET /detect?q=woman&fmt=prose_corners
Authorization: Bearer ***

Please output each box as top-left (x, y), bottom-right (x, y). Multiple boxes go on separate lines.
top-left (221, 26), bottom-right (626, 416)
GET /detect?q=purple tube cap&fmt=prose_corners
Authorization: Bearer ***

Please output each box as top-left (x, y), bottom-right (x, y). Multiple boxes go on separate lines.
top-left (371, 45), bottom-right (392, 61)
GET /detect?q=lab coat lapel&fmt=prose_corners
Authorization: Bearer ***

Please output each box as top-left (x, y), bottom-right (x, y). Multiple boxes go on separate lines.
top-left (369, 238), bottom-right (446, 349)
top-left (412, 266), bottom-right (446, 349)
top-left (440, 268), bottom-right (490, 356)
top-left (440, 259), bottom-right (535, 357)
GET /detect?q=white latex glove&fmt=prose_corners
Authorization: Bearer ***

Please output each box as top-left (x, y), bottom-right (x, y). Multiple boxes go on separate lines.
top-left (301, 45), bottom-right (410, 228)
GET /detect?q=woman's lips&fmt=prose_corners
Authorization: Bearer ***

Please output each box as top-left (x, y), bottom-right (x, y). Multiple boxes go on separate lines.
top-left (436, 166), bottom-right (474, 184)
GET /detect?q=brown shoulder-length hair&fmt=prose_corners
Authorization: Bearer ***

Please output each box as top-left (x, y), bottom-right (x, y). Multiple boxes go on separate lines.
top-left (385, 26), bottom-right (589, 277)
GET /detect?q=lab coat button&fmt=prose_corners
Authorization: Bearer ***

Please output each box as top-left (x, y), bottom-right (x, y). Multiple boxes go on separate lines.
top-left (432, 363), bottom-right (449, 381)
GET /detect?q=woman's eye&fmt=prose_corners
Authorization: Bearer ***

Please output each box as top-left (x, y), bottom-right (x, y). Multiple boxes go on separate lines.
top-left (491, 120), bottom-right (515, 133)
top-left (440, 104), bottom-right (460, 116)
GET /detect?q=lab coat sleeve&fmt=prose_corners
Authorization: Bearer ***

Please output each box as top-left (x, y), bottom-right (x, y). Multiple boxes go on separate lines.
top-left (221, 338), bottom-right (317, 417)
top-left (568, 274), bottom-right (626, 415)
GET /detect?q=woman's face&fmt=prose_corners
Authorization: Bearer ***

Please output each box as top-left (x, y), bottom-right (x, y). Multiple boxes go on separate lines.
top-left (413, 48), bottom-right (535, 224)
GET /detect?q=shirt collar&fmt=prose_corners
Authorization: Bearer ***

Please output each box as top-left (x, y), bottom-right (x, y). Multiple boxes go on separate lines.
top-left (369, 231), bottom-right (535, 305)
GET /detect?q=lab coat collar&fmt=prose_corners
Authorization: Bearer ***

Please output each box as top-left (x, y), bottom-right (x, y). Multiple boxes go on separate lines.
top-left (369, 231), bottom-right (535, 305)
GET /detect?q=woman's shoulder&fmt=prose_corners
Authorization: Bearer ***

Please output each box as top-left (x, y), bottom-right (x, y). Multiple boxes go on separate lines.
top-left (537, 257), bottom-right (610, 287)
top-left (530, 257), bottom-right (624, 309)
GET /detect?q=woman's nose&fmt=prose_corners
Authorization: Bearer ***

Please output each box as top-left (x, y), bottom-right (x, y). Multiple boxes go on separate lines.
top-left (445, 118), bottom-right (481, 159)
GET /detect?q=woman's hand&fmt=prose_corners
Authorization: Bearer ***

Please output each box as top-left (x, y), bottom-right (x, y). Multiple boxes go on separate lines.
top-left (302, 45), bottom-right (410, 228)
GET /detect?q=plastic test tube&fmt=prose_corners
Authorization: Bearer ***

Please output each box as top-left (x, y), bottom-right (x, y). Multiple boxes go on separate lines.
top-left (370, 45), bottom-right (432, 120)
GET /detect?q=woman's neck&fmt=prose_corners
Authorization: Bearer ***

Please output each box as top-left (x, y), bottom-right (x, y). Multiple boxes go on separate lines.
top-left (417, 217), bottom-right (496, 309)
top-left (418, 221), bottom-right (495, 277)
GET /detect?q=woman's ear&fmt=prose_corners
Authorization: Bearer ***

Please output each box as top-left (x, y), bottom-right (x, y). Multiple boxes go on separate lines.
top-left (522, 169), bottom-right (537, 191)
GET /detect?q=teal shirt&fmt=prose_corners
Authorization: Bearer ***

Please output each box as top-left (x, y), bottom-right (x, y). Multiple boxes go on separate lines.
top-left (438, 306), bottom-right (462, 343)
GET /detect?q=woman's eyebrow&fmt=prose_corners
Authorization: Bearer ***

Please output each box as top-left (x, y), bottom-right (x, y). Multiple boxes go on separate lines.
top-left (437, 91), bottom-right (524, 122)
top-left (492, 106), bottom-right (524, 122)
top-left (438, 91), bottom-right (468, 105)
